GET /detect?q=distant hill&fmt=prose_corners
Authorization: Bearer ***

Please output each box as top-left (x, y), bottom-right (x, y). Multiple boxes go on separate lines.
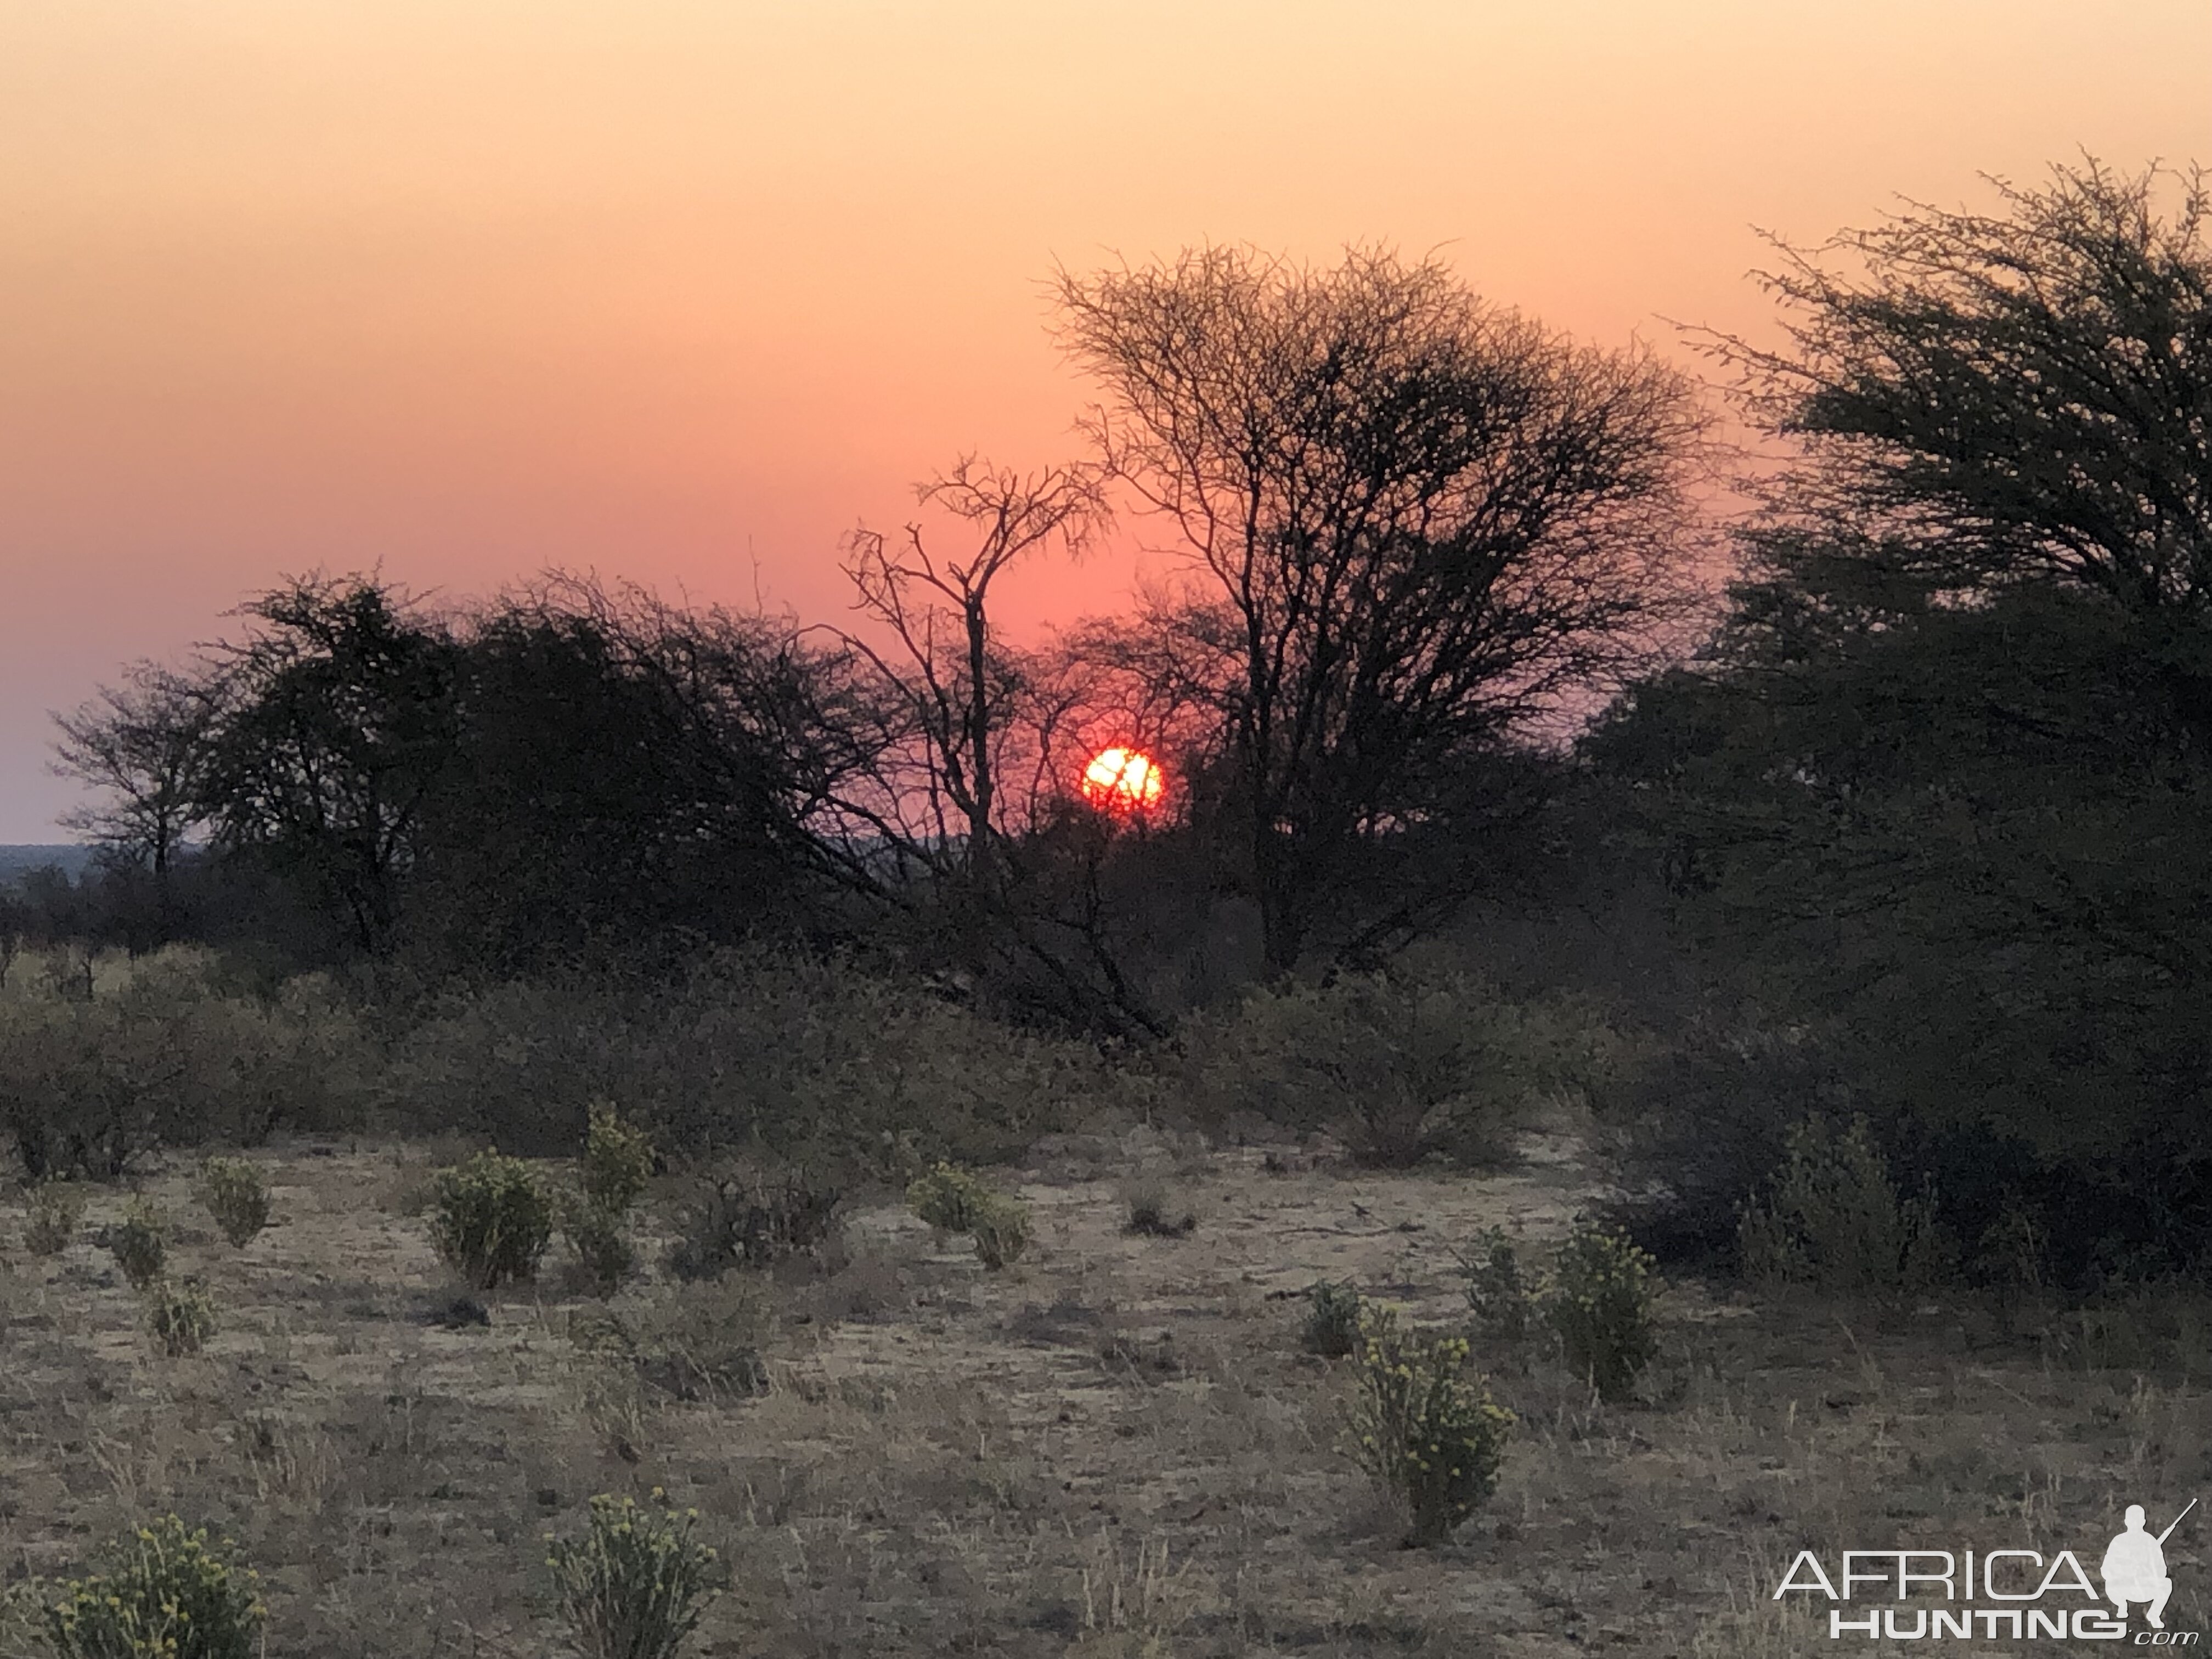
top-left (0, 844), bottom-right (93, 885)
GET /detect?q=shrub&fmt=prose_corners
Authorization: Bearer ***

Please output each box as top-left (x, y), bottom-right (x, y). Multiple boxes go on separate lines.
top-left (147, 1280), bottom-right (217, 1357)
top-left (1547, 1221), bottom-right (1659, 1402)
top-left (906, 1161), bottom-right (994, 1236)
top-left (563, 1199), bottom-right (637, 1298)
top-left (41, 1514), bottom-right (265, 1659)
top-left (109, 1201), bottom-right (168, 1290)
top-left (572, 1281), bottom-right (774, 1402)
top-left (579, 1103), bottom-right (655, 1217)
top-left (1122, 1179), bottom-right (1196, 1238)
top-left (1736, 1116), bottom-right (1954, 1296)
top-left (429, 1152), bottom-right (555, 1290)
top-left (1457, 1227), bottom-right (1536, 1342)
top-left (1347, 1306), bottom-right (1515, 1545)
top-left (197, 1158), bottom-right (271, 1249)
top-left (970, 1194), bottom-right (1032, 1270)
top-left (1301, 1280), bottom-right (1364, 1358)
top-left (24, 1180), bottom-right (84, 1256)
top-left (664, 1173), bottom-right (840, 1282)
top-left (546, 1489), bottom-right (719, 1659)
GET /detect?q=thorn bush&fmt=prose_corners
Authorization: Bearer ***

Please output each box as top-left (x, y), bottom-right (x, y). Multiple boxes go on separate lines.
top-left (1546, 1220), bottom-right (1658, 1402)
top-left (196, 1158), bottom-right (272, 1249)
top-left (1347, 1306), bottom-right (1515, 1545)
top-left (429, 1151), bottom-right (554, 1290)
top-left (40, 1514), bottom-right (266, 1659)
top-left (109, 1200), bottom-right (168, 1290)
top-left (546, 1489), bottom-right (720, 1659)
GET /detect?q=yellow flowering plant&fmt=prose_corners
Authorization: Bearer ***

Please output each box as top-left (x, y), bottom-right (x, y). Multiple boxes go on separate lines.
top-left (41, 1514), bottom-right (265, 1659)
top-left (548, 1490), bottom-right (720, 1659)
top-left (1545, 1220), bottom-right (1658, 1402)
top-left (1346, 1306), bottom-right (1515, 1545)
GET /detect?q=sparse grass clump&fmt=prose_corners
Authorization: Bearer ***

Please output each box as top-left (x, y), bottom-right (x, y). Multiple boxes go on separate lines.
top-left (1458, 1226), bottom-right (1537, 1342)
top-left (1736, 1116), bottom-right (1954, 1297)
top-left (109, 1200), bottom-right (168, 1290)
top-left (1301, 1280), bottom-right (1365, 1357)
top-left (546, 1489), bottom-right (720, 1659)
top-left (146, 1279), bottom-right (217, 1357)
top-left (1347, 1306), bottom-right (1515, 1545)
top-left (1122, 1178), bottom-right (1196, 1238)
top-left (24, 1180), bottom-right (84, 1256)
top-left (429, 1151), bottom-right (554, 1290)
top-left (41, 1514), bottom-right (264, 1659)
top-left (578, 1103), bottom-right (656, 1216)
top-left (197, 1157), bottom-right (272, 1249)
top-left (1547, 1220), bottom-right (1658, 1402)
top-left (906, 1161), bottom-right (994, 1237)
top-left (970, 1193), bottom-right (1032, 1269)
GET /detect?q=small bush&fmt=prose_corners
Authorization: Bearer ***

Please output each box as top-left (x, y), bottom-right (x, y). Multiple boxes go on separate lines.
top-left (1458, 1227), bottom-right (1536, 1342)
top-left (1122, 1179), bottom-right (1196, 1238)
top-left (24, 1180), bottom-right (84, 1256)
top-left (906, 1161), bottom-right (994, 1236)
top-left (1736, 1116), bottom-right (1954, 1296)
top-left (572, 1279), bottom-right (775, 1402)
top-left (1347, 1306), bottom-right (1515, 1545)
top-left (579, 1103), bottom-right (656, 1217)
top-left (109, 1201), bottom-right (168, 1290)
top-left (563, 1199), bottom-right (637, 1297)
top-left (1547, 1221), bottom-right (1658, 1402)
top-left (197, 1158), bottom-right (272, 1249)
top-left (41, 1514), bottom-right (265, 1659)
top-left (664, 1174), bottom-right (840, 1282)
top-left (970, 1194), bottom-right (1032, 1270)
top-left (146, 1279), bottom-right (217, 1357)
top-left (1301, 1280), bottom-right (1364, 1357)
top-left (429, 1152), bottom-right (555, 1290)
top-left (546, 1489), bottom-right (719, 1659)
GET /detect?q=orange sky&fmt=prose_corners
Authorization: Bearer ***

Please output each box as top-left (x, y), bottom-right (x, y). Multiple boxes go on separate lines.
top-left (4, 2), bottom-right (2209, 839)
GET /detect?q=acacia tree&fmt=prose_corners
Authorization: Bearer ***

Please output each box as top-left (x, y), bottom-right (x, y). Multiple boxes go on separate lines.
top-left (1057, 246), bottom-right (1707, 972)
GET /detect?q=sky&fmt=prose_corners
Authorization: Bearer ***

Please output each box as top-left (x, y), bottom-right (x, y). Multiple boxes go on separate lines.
top-left (3, 2), bottom-right (2209, 841)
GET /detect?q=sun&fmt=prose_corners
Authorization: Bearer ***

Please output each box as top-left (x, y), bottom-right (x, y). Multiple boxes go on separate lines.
top-left (1080, 746), bottom-right (1165, 813)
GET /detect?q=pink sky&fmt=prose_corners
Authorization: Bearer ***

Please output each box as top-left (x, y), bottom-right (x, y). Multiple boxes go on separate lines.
top-left (3, 1), bottom-right (2208, 839)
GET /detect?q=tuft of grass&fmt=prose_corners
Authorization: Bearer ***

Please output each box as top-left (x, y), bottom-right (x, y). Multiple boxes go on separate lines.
top-left (971, 1194), bottom-right (1032, 1270)
top-left (1301, 1280), bottom-right (1364, 1358)
top-left (146, 1278), bottom-right (217, 1357)
top-left (546, 1489), bottom-right (720, 1659)
top-left (429, 1151), bottom-right (555, 1290)
top-left (1121, 1179), bottom-right (1197, 1238)
top-left (24, 1180), bottom-right (85, 1256)
top-left (198, 1156), bottom-right (272, 1249)
top-left (108, 1200), bottom-right (168, 1290)
top-left (1347, 1305), bottom-right (1514, 1545)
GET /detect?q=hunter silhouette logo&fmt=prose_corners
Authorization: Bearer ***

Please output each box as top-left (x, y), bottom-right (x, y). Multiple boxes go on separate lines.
top-left (2105, 1501), bottom-right (2194, 1630)
top-left (1774, 1497), bottom-right (2200, 1643)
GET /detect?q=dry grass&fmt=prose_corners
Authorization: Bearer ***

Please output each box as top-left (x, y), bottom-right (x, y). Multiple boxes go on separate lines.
top-left (2, 1128), bottom-right (2207, 1656)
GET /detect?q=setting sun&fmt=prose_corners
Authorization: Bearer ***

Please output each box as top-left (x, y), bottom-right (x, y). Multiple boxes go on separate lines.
top-left (1080, 746), bottom-right (1164, 814)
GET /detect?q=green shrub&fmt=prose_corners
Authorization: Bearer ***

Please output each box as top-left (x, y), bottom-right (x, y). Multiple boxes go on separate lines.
top-left (196, 1158), bottom-right (271, 1249)
top-left (1301, 1280), bottom-right (1364, 1358)
top-left (146, 1280), bottom-right (217, 1357)
top-left (41, 1514), bottom-right (265, 1659)
top-left (906, 1161), bottom-right (994, 1236)
top-left (563, 1199), bottom-right (637, 1298)
top-left (970, 1194), bottom-right (1032, 1270)
top-left (1457, 1227), bottom-right (1536, 1342)
top-left (579, 1103), bottom-right (655, 1217)
top-left (109, 1201), bottom-right (167, 1291)
top-left (24, 1180), bottom-right (84, 1256)
top-left (1347, 1306), bottom-right (1515, 1545)
top-left (663, 1173), bottom-right (840, 1282)
top-left (546, 1489), bottom-right (719, 1659)
top-left (429, 1152), bottom-right (555, 1290)
top-left (1736, 1116), bottom-right (1954, 1296)
top-left (1547, 1221), bottom-right (1658, 1402)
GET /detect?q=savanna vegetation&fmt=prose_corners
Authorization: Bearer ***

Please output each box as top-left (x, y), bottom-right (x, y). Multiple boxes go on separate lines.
top-left (4, 158), bottom-right (2209, 1655)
